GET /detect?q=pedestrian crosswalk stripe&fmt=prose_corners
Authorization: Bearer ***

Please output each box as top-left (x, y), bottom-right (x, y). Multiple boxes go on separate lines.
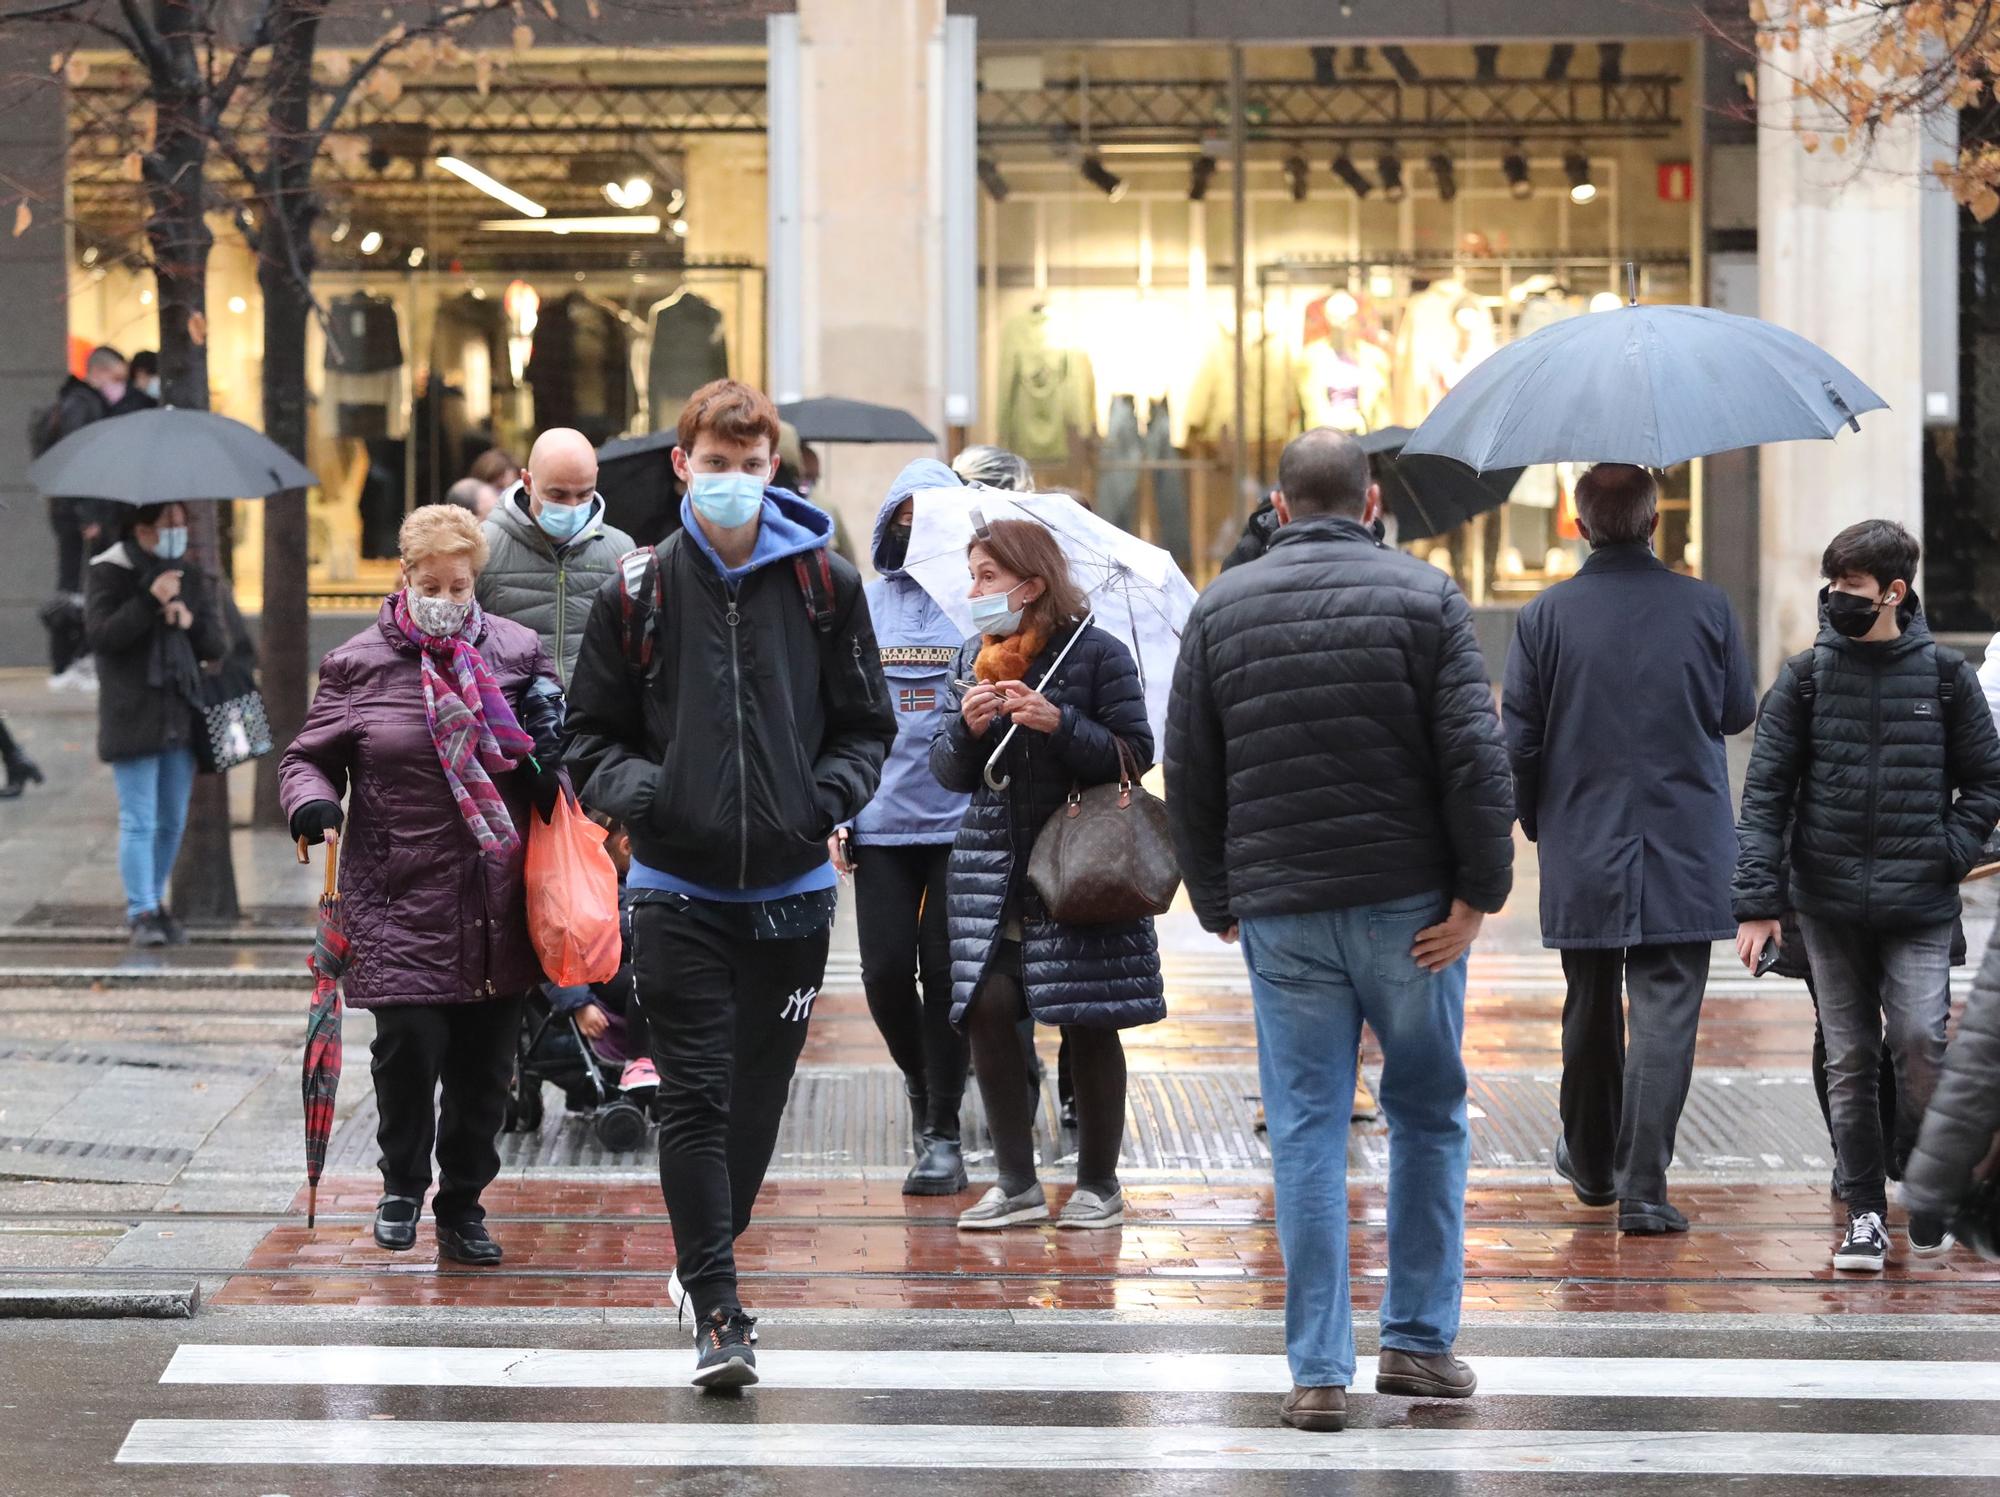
top-left (114, 1421), bottom-right (2000, 1474)
top-left (159, 1346), bottom-right (2000, 1401)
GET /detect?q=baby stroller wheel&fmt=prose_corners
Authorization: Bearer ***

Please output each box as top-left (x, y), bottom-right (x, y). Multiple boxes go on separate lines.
top-left (594, 1098), bottom-right (648, 1154)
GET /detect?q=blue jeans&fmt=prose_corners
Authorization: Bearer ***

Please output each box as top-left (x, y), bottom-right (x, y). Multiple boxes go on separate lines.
top-left (1241, 891), bottom-right (1470, 1388)
top-left (111, 747), bottom-right (197, 920)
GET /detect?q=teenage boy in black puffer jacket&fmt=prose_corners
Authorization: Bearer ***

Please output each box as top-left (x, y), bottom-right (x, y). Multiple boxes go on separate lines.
top-left (1734, 519), bottom-right (2000, 1274)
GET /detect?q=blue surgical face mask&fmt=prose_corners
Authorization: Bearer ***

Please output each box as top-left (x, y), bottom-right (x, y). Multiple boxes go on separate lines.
top-left (687, 471), bottom-right (766, 529)
top-left (968, 582), bottom-right (1024, 638)
top-left (534, 495), bottom-right (594, 543)
top-left (153, 526), bottom-right (189, 561)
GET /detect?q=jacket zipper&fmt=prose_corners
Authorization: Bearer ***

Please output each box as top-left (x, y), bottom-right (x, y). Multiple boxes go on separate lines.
top-left (554, 561), bottom-right (568, 674)
top-left (727, 584), bottom-right (748, 889)
top-left (1863, 669), bottom-right (1881, 924)
top-left (852, 635), bottom-right (877, 705)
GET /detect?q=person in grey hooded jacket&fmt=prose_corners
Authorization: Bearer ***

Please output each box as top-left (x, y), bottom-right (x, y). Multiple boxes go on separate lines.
top-left (833, 457), bottom-right (974, 1195)
top-left (477, 427), bottom-right (634, 686)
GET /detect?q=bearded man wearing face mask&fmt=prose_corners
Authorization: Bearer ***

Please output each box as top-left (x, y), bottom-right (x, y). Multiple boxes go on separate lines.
top-left (564, 378), bottom-right (894, 1390)
top-left (1734, 518), bottom-right (2000, 1274)
top-left (476, 426), bottom-right (634, 688)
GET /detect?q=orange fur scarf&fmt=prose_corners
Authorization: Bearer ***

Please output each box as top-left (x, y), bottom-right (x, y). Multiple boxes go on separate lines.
top-left (973, 625), bottom-right (1049, 686)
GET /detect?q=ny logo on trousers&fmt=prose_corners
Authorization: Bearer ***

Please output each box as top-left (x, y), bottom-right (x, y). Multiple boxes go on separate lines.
top-left (779, 985), bottom-right (818, 1023)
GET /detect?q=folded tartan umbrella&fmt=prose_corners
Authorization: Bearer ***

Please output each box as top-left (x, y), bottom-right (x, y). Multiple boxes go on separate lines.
top-left (300, 832), bottom-right (348, 1229)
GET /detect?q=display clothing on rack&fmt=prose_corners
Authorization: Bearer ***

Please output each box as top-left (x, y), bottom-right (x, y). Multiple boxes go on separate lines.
top-left (1145, 397), bottom-right (1189, 571)
top-left (1098, 396), bottom-right (1190, 571)
top-left (528, 292), bottom-right (638, 446)
top-left (997, 307), bottom-right (1098, 464)
top-left (1298, 292), bottom-right (1392, 435)
top-left (648, 291), bottom-right (731, 433)
top-left (433, 293), bottom-right (515, 431)
top-left (1185, 315), bottom-right (1301, 448)
top-left (1390, 281), bottom-right (1496, 428)
top-left (323, 292), bottom-right (408, 441)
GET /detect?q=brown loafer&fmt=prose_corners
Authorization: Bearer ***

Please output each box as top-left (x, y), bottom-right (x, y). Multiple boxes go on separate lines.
top-left (1280, 1384), bottom-right (1347, 1432)
top-left (1374, 1348), bottom-right (1476, 1399)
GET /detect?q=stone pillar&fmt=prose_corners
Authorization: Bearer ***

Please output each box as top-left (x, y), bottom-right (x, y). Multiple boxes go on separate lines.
top-left (0, 51), bottom-right (70, 667)
top-left (1756, 32), bottom-right (1926, 679)
top-left (788, 0), bottom-right (946, 557)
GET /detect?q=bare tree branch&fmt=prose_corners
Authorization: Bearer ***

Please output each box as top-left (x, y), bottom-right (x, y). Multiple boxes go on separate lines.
top-left (112, 0), bottom-right (170, 74)
top-left (308, 0), bottom-right (507, 144)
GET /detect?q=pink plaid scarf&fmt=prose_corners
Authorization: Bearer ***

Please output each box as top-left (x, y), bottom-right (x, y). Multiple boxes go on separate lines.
top-left (391, 593), bottom-right (536, 857)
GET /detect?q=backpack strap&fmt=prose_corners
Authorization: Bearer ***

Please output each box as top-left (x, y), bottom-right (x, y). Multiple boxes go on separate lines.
top-left (1937, 643), bottom-right (1962, 706)
top-left (615, 546), bottom-right (663, 675)
top-left (793, 548), bottom-right (838, 636)
top-left (1785, 647), bottom-right (1818, 708)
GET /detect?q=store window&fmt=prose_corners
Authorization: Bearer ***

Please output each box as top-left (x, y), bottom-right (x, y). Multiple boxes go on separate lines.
top-left (66, 50), bottom-right (769, 609)
top-left (973, 39), bottom-right (1702, 599)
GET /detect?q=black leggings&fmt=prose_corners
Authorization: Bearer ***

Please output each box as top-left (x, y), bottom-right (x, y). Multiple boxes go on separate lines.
top-left (966, 947), bottom-right (1126, 1197)
top-left (854, 843), bottom-right (967, 1136)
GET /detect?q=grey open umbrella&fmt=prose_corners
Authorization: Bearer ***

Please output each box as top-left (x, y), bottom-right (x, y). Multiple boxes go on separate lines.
top-left (1354, 426), bottom-right (1524, 542)
top-left (27, 407), bottom-right (316, 503)
top-left (1400, 302), bottom-right (1887, 471)
top-left (777, 396), bottom-right (936, 445)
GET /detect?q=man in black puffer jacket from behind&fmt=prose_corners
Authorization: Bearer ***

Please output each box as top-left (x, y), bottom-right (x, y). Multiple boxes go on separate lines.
top-left (1166, 427), bottom-right (1514, 1434)
top-left (1734, 519), bottom-right (2000, 1275)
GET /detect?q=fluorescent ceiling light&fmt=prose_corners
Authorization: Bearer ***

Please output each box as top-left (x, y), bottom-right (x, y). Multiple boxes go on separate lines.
top-left (436, 155), bottom-right (547, 218)
top-left (476, 215), bottom-right (664, 235)
top-left (603, 176), bottom-right (653, 209)
top-left (358, 230), bottom-right (383, 254)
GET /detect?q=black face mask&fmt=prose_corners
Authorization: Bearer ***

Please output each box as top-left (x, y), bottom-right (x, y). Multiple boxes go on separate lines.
top-left (881, 521), bottom-right (912, 570)
top-left (1825, 588), bottom-right (1890, 639)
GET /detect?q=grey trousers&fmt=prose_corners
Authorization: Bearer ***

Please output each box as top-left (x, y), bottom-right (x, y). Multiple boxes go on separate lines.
top-left (1557, 942), bottom-right (1710, 1204)
top-left (1795, 913), bottom-right (1952, 1216)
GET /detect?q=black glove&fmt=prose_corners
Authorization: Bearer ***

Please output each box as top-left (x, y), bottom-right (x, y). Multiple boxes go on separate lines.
top-left (526, 759), bottom-right (566, 824)
top-left (289, 800), bottom-right (344, 845)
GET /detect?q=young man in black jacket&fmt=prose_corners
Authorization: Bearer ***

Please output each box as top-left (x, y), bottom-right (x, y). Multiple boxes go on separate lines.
top-left (565, 379), bottom-right (895, 1388)
top-left (1734, 519), bottom-right (2000, 1272)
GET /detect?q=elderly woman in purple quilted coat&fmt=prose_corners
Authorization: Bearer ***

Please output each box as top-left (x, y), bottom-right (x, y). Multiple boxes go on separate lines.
top-left (280, 505), bottom-right (564, 1266)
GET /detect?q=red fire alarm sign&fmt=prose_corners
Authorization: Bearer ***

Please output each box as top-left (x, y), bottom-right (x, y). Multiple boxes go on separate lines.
top-left (1657, 161), bottom-right (1694, 202)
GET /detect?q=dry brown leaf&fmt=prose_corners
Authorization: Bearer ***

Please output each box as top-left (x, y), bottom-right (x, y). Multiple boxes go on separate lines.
top-left (369, 69), bottom-right (403, 106)
top-left (474, 55), bottom-right (495, 96)
top-left (1971, 185), bottom-right (2000, 222)
top-left (12, 200), bottom-right (30, 238)
top-left (187, 310), bottom-right (207, 346)
top-left (47, 51), bottom-right (60, 73)
top-left (539, 0), bottom-right (556, 17)
top-left (586, 0), bottom-right (602, 16)
top-left (513, 22), bottom-right (535, 51)
top-left (122, 151), bottom-right (144, 182)
top-left (64, 55), bottom-right (89, 87)
top-left (326, 134), bottom-right (368, 169)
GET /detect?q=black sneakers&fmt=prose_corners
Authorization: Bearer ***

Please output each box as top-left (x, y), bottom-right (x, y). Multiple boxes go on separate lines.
top-left (1833, 1210), bottom-right (1888, 1272)
top-left (692, 1307), bottom-right (759, 1389)
top-left (1908, 1212), bottom-right (1956, 1258)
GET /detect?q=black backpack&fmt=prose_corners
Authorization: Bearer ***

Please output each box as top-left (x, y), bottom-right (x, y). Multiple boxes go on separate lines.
top-left (614, 535), bottom-right (838, 676)
top-left (1785, 643), bottom-right (1959, 713)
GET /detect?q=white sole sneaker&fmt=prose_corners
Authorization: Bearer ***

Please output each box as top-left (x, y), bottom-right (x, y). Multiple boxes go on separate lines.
top-left (1831, 1247), bottom-right (1885, 1272)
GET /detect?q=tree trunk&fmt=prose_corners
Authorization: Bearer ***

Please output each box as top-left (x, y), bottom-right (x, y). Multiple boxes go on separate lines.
top-left (251, 2), bottom-right (325, 830)
top-left (146, 0), bottom-right (239, 923)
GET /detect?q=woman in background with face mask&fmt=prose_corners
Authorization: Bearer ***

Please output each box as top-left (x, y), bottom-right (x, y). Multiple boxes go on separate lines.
top-left (280, 504), bottom-right (565, 1265)
top-left (929, 518), bottom-right (1165, 1232)
top-left (84, 502), bottom-right (226, 947)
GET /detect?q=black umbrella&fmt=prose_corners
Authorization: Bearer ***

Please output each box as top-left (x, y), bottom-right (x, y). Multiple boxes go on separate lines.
top-left (594, 430), bottom-right (681, 546)
top-left (1354, 426), bottom-right (1523, 542)
top-left (777, 397), bottom-right (935, 445)
top-left (27, 407), bottom-right (316, 502)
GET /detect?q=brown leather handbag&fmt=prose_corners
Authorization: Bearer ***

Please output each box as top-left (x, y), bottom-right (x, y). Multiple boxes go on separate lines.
top-left (1027, 739), bottom-right (1182, 925)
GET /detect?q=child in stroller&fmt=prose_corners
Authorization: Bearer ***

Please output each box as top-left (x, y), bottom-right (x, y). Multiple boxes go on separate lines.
top-left (505, 817), bottom-right (659, 1153)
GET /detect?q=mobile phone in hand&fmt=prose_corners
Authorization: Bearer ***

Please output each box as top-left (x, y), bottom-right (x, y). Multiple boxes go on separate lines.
top-left (1754, 937), bottom-right (1783, 978)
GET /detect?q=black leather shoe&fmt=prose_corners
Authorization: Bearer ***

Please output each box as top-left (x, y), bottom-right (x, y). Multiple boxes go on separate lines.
top-left (373, 1194), bottom-right (420, 1251)
top-left (903, 1132), bottom-right (970, 1196)
top-left (436, 1219), bottom-right (504, 1266)
top-left (1618, 1199), bottom-right (1690, 1235)
top-left (1554, 1137), bottom-right (1617, 1207)
top-left (902, 1076), bottom-right (928, 1160)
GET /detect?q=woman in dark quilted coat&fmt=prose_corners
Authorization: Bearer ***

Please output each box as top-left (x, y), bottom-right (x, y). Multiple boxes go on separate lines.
top-left (280, 505), bottom-right (564, 1267)
top-left (930, 519), bottom-right (1163, 1233)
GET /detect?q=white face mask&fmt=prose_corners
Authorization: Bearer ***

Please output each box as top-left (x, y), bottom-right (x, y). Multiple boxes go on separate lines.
top-left (406, 588), bottom-right (471, 638)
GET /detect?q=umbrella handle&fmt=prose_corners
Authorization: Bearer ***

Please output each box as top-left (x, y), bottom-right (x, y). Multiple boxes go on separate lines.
top-left (295, 831), bottom-right (342, 898)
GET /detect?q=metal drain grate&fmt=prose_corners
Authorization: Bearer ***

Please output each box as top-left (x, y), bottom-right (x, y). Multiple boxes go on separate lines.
top-left (0, 1043), bottom-right (268, 1077)
top-left (328, 1067), bottom-right (1835, 1178)
top-left (0, 1135), bottom-right (195, 1169)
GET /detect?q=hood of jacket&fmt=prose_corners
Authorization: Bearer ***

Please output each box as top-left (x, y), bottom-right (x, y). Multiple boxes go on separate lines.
top-left (1814, 585), bottom-right (1933, 660)
top-left (491, 482), bottom-right (612, 560)
top-left (872, 457), bottom-right (959, 579)
top-left (680, 485), bottom-right (830, 582)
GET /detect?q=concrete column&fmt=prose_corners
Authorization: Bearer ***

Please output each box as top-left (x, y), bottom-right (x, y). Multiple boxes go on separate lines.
top-left (789, 0), bottom-right (946, 556)
top-left (1756, 29), bottom-right (1926, 679)
top-left (0, 51), bottom-right (71, 667)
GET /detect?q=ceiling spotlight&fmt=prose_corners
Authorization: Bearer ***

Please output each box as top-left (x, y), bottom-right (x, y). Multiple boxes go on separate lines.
top-left (329, 218), bottom-right (350, 243)
top-left (665, 188), bottom-right (685, 216)
top-left (603, 176), bottom-right (653, 210)
top-left (1545, 43), bottom-right (1574, 81)
top-left (80, 245), bottom-right (99, 266)
top-left (978, 156), bottom-right (1010, 202)
top-left (1378, 149), bottom-right (1406, 202)
top-left (435, 154), bottom-right (547, 218)
top-left (1311, 46), bottom-right (1337, 85)
top-left (1188, 153), bottom-right (1216, 202)
top-left (1598, 42), bottom-right (1624, 84)
top-left (358, 229), bottom-right (383, 254)
top-left (1473, 44), bottom-right (1501, 82)
top-left (1502, 147), bottom-right (1533, 199)
top-left (1348, 46), bottom-right (1370, 74)
top-left (227, 295), bottom-right (247, 314)
top-left (1379, 45), bottom-right (1421, 84)
top-left (1565, 152), bottom-right (1597, 205)
top-left (139, 288), bottom-right (153, 306)
top-left (670, 217), bottom-right (689, 237)
top-left (407, 246), bottom-right (425, 268)
top-left (1428, 151), bottom-right (1457, 203)
top-left (1331, 151), bottom-right (1372, 198)
top-left (1080, 155), bottom-right (1126, 202)
top-left (1283, 152), bottom-right (1310, 202)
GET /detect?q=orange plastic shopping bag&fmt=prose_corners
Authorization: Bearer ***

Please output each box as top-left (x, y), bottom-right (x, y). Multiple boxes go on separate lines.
top-left (524, 791), bottom-right (622, 986)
